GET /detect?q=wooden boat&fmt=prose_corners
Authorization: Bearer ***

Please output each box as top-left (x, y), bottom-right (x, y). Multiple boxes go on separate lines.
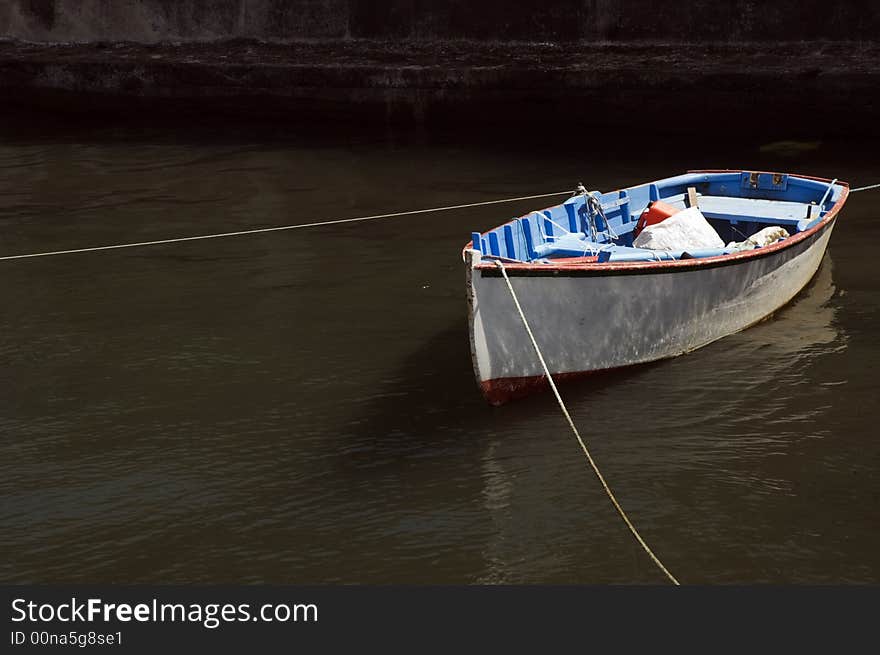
top-left (464, 170), bottom-right (848, 405)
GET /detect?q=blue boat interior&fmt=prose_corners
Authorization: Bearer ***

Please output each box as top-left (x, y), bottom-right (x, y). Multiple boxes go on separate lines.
top-left (470, 172), bottom-right (845, 263)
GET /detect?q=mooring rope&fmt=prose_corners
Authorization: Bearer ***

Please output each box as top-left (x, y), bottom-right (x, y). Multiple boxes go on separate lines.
top-left (494, 260), bottom-right (680, 585)
top-left (2, 180), bottom-right (878, 263)
top-left (850, 182), bottom-right (880, 193)
top-left (0, 191), bottom-right (570, 262)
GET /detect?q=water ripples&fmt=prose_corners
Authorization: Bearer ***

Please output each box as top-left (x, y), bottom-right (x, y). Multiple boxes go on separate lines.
top-left (1, 130), bottom-right (875, 584)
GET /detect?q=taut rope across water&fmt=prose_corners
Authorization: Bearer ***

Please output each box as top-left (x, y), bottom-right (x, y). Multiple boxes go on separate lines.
top-left (1, 181), bottom-right (877, 262)
top-left (0, 191), bottom-right (570, 262)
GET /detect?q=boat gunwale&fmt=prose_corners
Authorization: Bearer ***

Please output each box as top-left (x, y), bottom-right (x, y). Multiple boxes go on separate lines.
top-left (465, 170), bottom-right (848, 276)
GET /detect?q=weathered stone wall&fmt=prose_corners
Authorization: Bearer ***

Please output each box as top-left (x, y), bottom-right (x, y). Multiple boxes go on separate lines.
top-left (0, 1), bottom-right (351, 42)
top-left (2, 0), bottom-right (879, 43)
top-left (3, 2), bottom-right (879, 133)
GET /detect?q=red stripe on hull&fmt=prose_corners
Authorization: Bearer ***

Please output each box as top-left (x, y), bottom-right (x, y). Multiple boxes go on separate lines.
top-left (480, 366), bottom-right (630, 406)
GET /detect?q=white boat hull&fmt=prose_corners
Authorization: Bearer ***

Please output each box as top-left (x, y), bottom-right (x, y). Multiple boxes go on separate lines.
top-left (466, 218), bottom-right (836, 405)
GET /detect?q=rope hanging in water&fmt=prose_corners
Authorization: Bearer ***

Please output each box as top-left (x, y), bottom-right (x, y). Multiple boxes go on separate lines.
top-left (494, 260), bottom-right (681, 585)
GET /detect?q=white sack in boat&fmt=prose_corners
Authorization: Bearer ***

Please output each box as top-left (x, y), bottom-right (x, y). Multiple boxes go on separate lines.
top-left (632, 206), bottom-right (724, 251)
top-left (726, 226), bottom-right (790, 252)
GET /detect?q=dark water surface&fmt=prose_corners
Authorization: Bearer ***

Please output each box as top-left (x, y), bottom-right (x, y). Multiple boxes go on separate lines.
top-left (1, 123), bottom-right (878, 584)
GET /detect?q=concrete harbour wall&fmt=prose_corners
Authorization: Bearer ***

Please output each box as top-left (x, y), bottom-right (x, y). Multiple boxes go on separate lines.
top-left (3, 0), bottom-right (880, 44)
top-left (2, 2), bottom-right (879, 134)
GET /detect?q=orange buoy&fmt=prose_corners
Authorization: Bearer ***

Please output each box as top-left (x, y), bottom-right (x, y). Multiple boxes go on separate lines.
top-left (634, 200), bottom-right (679, 237)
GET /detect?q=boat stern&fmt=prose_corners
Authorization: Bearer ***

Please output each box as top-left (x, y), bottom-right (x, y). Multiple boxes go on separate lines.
top-left (464, 246), bottom-right (491, 400)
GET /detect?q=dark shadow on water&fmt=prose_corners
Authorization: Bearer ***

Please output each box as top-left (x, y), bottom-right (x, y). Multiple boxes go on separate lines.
top-left (338, 319), bottom-right (668, 471)
top-left (5, 111), bottom-right (880, 174)
top-left (336, 322), bottom-right (482, 467)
